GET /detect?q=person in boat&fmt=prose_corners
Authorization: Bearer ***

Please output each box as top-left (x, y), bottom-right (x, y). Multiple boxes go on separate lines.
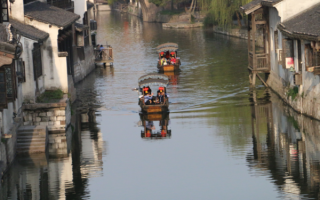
top-left (170, 52), bottom-right (176, 64)
top-left (161, 56), bottom-right (167, 66)
top-left (99, 45), bottom-right (105, 58)
top-left (158, 87), bottom-right (166, 104)
top-left (143, 87), bottom-right (154, 105)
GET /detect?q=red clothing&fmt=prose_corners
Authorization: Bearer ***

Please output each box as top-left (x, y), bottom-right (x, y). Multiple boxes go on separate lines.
top-left (170, 58), bottom-right (176, 64)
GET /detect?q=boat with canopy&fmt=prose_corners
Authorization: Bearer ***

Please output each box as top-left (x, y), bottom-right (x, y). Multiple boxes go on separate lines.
top-left (156, 43), bottom-right (181, 72)
top-left (138, 73), bottom-right (169, 113)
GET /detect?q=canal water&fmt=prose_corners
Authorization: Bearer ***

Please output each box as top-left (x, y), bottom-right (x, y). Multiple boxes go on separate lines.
top-left (2, 11), bottom-right (320, 200)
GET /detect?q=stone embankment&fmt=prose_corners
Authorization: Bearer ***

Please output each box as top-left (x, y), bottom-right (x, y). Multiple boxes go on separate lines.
top-left (163, 22), bottom-right (204, 28)
top-left (267, 72), bottom-right (320, 120)
top-left (213, 26), bottom-right (264, 47)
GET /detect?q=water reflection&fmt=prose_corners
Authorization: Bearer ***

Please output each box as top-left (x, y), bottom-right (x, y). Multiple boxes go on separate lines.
top-left (0, 99), bottom-right (106, 200)
top-left (139, 113), bottom-right (171, 140)
top-left (248, 89), bottom-right (320, 199)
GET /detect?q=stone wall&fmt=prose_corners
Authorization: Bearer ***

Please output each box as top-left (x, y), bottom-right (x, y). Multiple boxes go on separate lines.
top-left (22, 98), bottom-right (71, 132)
top-left (267, 71), bottom-right (320, 120)
top-left (73, 45), bottom-right (96, 84)
top-left (213, 26), bottom-right (264, 47)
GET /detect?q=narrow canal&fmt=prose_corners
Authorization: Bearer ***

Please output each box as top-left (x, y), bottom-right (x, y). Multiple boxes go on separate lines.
top-left (2, 11), bottom-right (320, 200)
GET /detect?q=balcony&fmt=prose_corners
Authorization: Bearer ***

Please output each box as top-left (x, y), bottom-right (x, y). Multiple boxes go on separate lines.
top-left (248, 52), bottom-right (270, 72)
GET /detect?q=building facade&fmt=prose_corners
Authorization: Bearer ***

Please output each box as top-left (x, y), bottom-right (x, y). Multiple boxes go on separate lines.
top-left (241, 0), bottom-right (320, 119)
top-left (0, 0), bottom-right (99, 175)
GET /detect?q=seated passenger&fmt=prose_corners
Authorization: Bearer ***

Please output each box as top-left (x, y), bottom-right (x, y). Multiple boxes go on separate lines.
top-left (170, 52), bottom-right (176, 64)
top-left (158, 87), bottom-right (166, 104)
top-left (143, 88), bottom-right (153, 105)
top-left (161, 57), bottom-right (167, 66)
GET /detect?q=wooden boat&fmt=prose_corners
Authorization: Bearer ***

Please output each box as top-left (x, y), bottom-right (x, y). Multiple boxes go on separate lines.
top-left (156, 43), bottom-right (181, 72)
top-left (138, 73), bottom-right (169, 113)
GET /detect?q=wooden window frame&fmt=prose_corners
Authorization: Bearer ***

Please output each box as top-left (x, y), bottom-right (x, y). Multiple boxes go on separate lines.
top-left (282, 39), bottom-right (294, 69)
top-left (33, 43), bottom-right (43, 80)
top-left (5, 63), bottom-right (17, 101)
top-left (0, 69), bottom-right (7, 109)
top-left (83, 12), bottom-right (88, 25)
top-left (1, 0), bottom-right (9, 23)
top-left (305, 43), bottom-right (320, 73)
top-left (17, 59), bottom-right (26, 83)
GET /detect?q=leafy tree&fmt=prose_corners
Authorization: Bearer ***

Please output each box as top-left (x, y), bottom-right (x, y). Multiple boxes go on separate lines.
top-left (201, 0), bottom-right (253, 27)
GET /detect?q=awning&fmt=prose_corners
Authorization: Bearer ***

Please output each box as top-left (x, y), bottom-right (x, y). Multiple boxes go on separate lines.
top-left (138, 73), bottom-right (169, 87)
top-left (156, 43), bottom-right (178, 50)
top-left (157, 47), bottom-right (178, 53)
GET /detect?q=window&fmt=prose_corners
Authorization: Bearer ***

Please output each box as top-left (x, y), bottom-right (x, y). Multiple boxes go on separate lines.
top-left (274, 30), bottom-right (278, 50)
top-left (282, 39), bottom-right (294, 69)
top-left (83, 12), bottom-right (88, 25)
top-left (0, 63), bottom-right (17, 109)
top-left (1, 0), bottom-right (9, 23)
top-left (305, 43), bottom-right (320, 68)
top-left (33, 43), bottom-right (42, 80)
top-left (0, 70), bottom-right (7, 109)
top-left (17, 59), bottom-right (26, 83)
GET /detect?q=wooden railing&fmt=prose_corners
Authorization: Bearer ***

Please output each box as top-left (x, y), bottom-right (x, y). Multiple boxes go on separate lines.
top-left (248, 52), bottom-right (269, 71)
top-left (256, 54), bottom-right (268, 70)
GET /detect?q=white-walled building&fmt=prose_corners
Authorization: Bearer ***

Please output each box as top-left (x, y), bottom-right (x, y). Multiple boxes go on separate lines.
top-left (0, 0), bottom-right (100, 177)
top-left (241, 0), bottom-right (320, 119)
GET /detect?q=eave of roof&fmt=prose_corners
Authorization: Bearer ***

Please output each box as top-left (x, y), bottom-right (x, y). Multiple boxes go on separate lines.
top-left (24, 1), bottom-right (80, 28)
top-left (87, 1), bottom-right (94, 9)
top-left (75, 23), bottom-right (89, 32)
top-left (240, 0), bottom-right (282, 14)
top-left (277, 3), bottom-right (320, 41)
top-left (9, 19), bottom-right (49, 42)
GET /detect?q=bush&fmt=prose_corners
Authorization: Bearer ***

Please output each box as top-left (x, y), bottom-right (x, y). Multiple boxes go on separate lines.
top-left (37, 89), bottom-right (64, 103)
top-left (287, 86), bottom-right (299, 100)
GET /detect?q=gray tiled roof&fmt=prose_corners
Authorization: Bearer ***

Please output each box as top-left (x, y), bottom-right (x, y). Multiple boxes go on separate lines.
top-left (10, 19), bottom-right (49, 42)
top-left (24, 1), bottom-right (80, 28)
top-left (278, 3), bottom-right (320, 41)
top-left (87, 1), bottom-right (94, 9)
top-left (240, 0), bottom-right (282, 13)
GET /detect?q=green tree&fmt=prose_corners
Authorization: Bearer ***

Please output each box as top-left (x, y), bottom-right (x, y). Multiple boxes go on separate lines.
top-left (202, 0), bottom-right (252, 27)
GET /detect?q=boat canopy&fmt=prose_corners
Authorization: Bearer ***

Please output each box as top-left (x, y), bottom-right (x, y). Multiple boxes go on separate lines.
top-left (138, 73), bottom-right (169, 88)
top-left (157, 47), bottom-right (178, 53)
top-left (156, 43), bottom-right (178, 53)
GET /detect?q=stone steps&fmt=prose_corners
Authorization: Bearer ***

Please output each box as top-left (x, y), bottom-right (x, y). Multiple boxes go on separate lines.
top-left (17, 126), bottom-right (48, 154)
